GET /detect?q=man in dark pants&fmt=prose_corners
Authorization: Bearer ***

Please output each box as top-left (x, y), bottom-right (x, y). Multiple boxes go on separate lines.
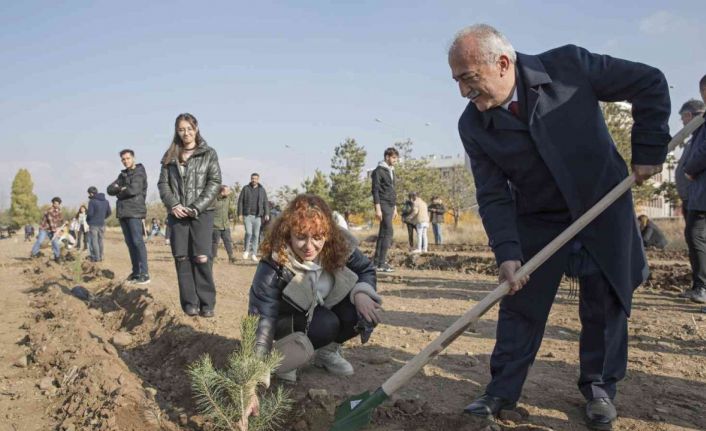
top-left (212, 185), bottom-right (236, 263)
top-left (237, 173), bottom-right (270, 261)
top-left (107, 149), bottom-right (150, 284)
top-left (449, 24), bottom-right (669, 430)
top-left (682, 75), bottom-right (706, 306)
top-left (371, 147), bottom-right (399, 272)
top-left (675, 99), bottom-right (704, 299)
top-left (86, 186), bottom-right (112, 262)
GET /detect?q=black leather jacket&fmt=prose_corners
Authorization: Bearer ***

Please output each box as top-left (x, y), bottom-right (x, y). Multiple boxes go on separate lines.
top-left (249, 248), bottom-right (376, 355)
top-left (158, 143), bottom-right (222, 214)
top-left (106, 163), bottom-right (148, 219)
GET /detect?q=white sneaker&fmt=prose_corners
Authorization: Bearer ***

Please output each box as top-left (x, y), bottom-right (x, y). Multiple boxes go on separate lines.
top-left (242, 251), bottom-right (250, 260)
top-left (275, 369), bottom-right (297, 383)
top-left (251, 254), bottom-right (259, 262)
top-left (314, 343), bottom-right (354, 376)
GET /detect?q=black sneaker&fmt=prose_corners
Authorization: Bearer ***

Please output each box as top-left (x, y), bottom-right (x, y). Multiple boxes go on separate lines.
top-left (133, 274), bottom-right (151, 285)
top-left (378, 263), bottom-right (394, 273)
top-left (126, 274), bottom-right (139, 283)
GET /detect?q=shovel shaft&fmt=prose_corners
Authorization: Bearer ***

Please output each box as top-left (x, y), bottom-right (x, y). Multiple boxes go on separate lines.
top-left (381, 114), bottom-right (704, 396)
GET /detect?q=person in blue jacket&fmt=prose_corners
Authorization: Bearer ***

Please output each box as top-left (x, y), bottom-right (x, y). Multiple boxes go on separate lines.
top-left (449, 24), bottom-right (670, 430)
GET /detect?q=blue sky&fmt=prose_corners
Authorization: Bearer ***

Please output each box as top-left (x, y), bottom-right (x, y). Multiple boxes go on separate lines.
top-left (1, 0), bottom-right (704, 207)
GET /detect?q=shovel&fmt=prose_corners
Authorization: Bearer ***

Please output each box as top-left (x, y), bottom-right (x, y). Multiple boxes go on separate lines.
top-left (330, 115), bottom-right (705, 431)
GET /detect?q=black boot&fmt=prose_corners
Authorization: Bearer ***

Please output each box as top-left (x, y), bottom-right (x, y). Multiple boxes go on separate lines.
top-left (585, 397), bottom-right (616, 430)
top-left (463, 393), bottom-right (516, 417)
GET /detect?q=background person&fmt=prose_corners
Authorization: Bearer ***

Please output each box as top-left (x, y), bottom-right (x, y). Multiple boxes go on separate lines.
top-left (371, 147), bottom-right (399, 272)
top-left (637, 215), bottom-right (668, 250)
top-left (75, 205), bottom-right (89, 251)
top-left (401, 196), bottom-right (416, 250)
top-left (30, 197), bottom-right (65, 262)
top-left (107, 149), bottom-right (150, 284)
top-left (428, 196), bottom-right (446, 245)
top-left (158, 113), bottom-right (222, 317)
top-left (405, 192), bottom-right (429, 253)
top-left (237, 173), bottom-right (270, 262)
top-left (86, 186), bottom-right (111, 262)
top-left (212, 185), bottom-right (236, 264)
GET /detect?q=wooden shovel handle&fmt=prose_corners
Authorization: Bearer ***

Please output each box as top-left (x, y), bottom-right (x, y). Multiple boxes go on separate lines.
top-left (382, 114), bottom-right (705, 396)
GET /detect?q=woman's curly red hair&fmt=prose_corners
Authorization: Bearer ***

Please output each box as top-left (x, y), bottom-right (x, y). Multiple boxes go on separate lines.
top-left (260, 194), bottom-right (349, 272)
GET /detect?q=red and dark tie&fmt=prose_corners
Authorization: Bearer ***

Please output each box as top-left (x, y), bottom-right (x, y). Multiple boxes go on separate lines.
top-left (508, 101), bottom-right (520, 118)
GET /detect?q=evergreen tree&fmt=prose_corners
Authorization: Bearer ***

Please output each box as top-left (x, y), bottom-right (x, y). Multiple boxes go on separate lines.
top-left (10, 169), bottom-right (41, 227)
top-left (392, 139), bottom-right (445, 206)
top-left (301, 169), bottom-right (331, 204)
top-left (188, 316), bottom-right (292, 431)
top-left (330, 138), bottom-right (368, 221)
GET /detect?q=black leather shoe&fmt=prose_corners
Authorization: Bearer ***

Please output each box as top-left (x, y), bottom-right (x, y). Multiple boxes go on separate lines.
top-left (585, 397), bottom-right (616, 430)
top-left (200, 309), bottom-right (215, 318)
top-left (184, 305), bottom-right (199, 316)
top-left (463, 393), bottom-right (516, 417)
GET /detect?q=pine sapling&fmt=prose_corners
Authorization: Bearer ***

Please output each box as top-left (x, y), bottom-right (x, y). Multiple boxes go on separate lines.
top-left (188, 315), bottom-right (293, 430)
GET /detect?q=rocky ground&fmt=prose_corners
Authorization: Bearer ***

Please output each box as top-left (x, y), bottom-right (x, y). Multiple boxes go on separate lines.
top-left (1, 231), bottom-right (704, 431)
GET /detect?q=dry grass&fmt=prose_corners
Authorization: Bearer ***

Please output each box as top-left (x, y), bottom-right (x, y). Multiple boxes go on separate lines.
top-left (350, 214), bottom-right (489, 246)
top-left (653, 217), bottom-right (687, 251)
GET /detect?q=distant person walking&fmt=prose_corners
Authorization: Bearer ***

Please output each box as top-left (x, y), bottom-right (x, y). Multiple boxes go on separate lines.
top-left (86, 186), bottom-right (111, 262)
top-left (30, 197), bottom-right (65, 262)
top-left (107, 149), bottom-right (150, 284)
top-left (237, 173), bottom-right (270, 261)
top-left (405, 192), bottom-right (429, 253)
top-left (428, 196), bottom-right (446, 245)
top-left (158, 113), bottom-right (222, 317)
top-left (147, 218), bottom-right (162, 241)
top-left (371, 147), bottom-right (399, 272)
top-left (212, 185), bottom-right (236, 263)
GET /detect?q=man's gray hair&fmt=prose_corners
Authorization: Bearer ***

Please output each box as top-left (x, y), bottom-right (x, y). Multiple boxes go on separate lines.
top-left (448, 24), bottom-right (516, 63)
top-left (679, 99), bottom-right (706, 115)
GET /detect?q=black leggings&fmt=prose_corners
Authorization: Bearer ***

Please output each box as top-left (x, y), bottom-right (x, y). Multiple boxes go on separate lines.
top-left (276, 299), bottom-right (359, 349)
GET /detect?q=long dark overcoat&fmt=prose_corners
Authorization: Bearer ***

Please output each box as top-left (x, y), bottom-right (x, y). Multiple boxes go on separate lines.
top-left (459, 45), bottom-right (671, 314)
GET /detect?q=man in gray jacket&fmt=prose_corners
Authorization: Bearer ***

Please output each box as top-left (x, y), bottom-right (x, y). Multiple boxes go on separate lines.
top-left (237, 173), bottom-right (270, 261)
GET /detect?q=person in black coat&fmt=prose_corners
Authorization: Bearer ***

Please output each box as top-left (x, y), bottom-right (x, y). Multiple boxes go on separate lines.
top-left (371, 147), bottom-right (399, 272)
top-left (637, 215), bottom-right (668, 250)
top-left (449, 24), bottom-right (670, 429)
top-left (107, 149), bottom-right (150, 284)
top-left (248, 194), bottom-right (381, 384)
top-left (158, 113), bottom-right (222, 318)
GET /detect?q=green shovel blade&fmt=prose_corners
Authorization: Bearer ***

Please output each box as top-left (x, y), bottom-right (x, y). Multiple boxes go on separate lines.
top-left (330, 387), bottom-right (388, 431)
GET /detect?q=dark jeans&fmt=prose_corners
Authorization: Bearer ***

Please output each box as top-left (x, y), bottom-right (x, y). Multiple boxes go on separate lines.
top-left (686, 210), bottom-right (706, 290)
top-left (168, 211), bottom-right (216, 312)
top-left (405, 223), bottom-right (416, 248)
top-left (120, 218), bottom-right (149, 277)
top-left (275, 300), bottom-right (359, 349)
top-left (432, 222), bottom-right (443, 245)
top-left (212, 228), bottom-right (234, 258)
top-left (374, 203), bottom-right (395, 266)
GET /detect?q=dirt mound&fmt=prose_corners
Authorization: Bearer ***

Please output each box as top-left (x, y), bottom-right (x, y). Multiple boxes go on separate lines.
top-left (385, 251), bottom-right (497, 275)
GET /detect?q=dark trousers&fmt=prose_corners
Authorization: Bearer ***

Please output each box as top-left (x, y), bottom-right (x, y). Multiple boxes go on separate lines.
top-left (405, 223), bottom-right (416, 248)
top-left (276, 300), bottom-right (359, 349)
top-left (120, 218), bottom-right (149, 276)
top-left (212, 228), bottom-right (234, 258)
top-left (486, 216), bottom-right (628, 402)
top-left (685, 210), bottom-right (706, 290)
top-left (168, 211), bottom-right (216, 312)
top-left (374, 203), bottom-right (395, 266)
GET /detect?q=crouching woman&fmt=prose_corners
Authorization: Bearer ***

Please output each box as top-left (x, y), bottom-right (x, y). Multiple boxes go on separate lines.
top-left (248, 194), bottom-right (381, 383)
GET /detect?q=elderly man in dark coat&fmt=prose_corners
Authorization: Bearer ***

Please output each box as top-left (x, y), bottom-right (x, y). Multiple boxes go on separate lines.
top-left (449, 24), bottom-right (670, 430)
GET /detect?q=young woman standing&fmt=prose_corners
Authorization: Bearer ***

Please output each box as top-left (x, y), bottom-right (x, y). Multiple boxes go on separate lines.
top-left (158, 113), bottom-right (222, 317)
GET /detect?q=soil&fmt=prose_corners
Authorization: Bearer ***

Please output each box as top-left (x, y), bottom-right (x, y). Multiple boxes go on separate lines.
top-left (1, 232), bottom-right (704, 431)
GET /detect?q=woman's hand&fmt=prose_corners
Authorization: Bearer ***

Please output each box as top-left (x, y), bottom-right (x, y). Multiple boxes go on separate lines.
top-left (354, 293), bottom-right (382, 324)
top-left (171, 204), bottom-right (191, 219)
top-left (237, 393), bottom-right (260, 431)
